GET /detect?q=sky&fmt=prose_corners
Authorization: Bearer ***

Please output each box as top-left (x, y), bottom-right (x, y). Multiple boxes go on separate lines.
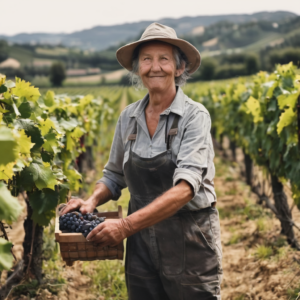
top-left (1, 0), bottom-right (300, 36)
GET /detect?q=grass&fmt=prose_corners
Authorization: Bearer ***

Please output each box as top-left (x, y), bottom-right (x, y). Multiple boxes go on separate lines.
top-left (254, 245), bottom-right (273, 260)
top-left (287, 284), bottom-right (300, 299)
top-left (225, 187), bottom-right (237, 195)
top-left (227, 232), bottom-right (244, 245)
top-left (218, 200), bottom-right (269, 221)
top-left (255, 217), bottom-right (268, 233)
top-left (82, 260), bottom-right (126, 299)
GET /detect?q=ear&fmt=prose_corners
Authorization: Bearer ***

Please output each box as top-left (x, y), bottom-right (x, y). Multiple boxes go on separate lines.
top-left (175, 61), bottom-right (185, 77)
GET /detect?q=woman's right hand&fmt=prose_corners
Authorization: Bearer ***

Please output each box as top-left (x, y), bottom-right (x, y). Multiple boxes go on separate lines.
top-left (60, 198), bottom-right (96, 215)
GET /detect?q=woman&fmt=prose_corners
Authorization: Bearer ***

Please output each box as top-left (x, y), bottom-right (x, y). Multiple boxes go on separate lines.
top-left (63, 22), bottom-right (222, 300)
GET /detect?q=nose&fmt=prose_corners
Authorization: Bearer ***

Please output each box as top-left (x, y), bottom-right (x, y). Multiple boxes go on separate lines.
top-left (151, 58), bottom-right (161, 72)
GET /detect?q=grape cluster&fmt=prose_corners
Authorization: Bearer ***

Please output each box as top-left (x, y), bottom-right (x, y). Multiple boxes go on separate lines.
top-left (59, 212), bottom-right (105, 238)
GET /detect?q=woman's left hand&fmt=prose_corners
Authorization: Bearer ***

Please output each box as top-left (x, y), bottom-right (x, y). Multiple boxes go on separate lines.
top-left (86, 218), bottom-right (134, 247)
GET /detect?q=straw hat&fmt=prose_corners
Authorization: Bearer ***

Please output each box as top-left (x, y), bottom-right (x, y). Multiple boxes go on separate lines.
top-left (116, 22), bottom-right (201, 74)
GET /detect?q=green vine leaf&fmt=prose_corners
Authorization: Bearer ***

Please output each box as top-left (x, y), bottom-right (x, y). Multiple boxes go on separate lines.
top-left (44, 90), bottom-right (55, 107)
top-left (29, 189), bottom-right (59, 226)
top-left (0, 127), bottom-right (18, 165)
top-left (15, 119), bottom-right (44, 152)
top-left (277, 92), bottom-right (299, 110)
top-left (277, 107), bottom-right (296, 134)
top-left (245, 96), bottom-right (263, 123)
top-left (0, 238), bottom-right (14, 271)
top-left (0, 182), bottom-right (22, 222)
top-left (12, 77), bottom-right (41, 102)
top-left (19, 159), bottom-right (57, 191)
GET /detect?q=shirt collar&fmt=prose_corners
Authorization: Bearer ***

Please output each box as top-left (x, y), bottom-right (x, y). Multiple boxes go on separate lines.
top-left (129, 87), bottom-right (185, 118)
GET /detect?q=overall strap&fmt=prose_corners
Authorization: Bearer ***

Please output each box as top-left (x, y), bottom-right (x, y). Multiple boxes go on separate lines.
top-left (128, 115), bottom-right (180, 149)
top-left (128, 120), bottom-right (137, 146)
top-left (166, 114), bottom-right (180, 150)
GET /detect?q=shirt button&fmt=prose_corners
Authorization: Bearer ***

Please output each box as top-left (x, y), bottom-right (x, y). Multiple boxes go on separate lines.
top-left (150, 145), bottom-right (152, 147)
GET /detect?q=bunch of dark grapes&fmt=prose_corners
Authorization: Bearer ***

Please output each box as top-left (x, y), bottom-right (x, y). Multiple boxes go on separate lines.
top-left (59, 212), bottom-right (105, 238)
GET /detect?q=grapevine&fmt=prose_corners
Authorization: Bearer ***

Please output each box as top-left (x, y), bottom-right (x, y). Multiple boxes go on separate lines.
top-left (0, 74), bottom-right (115, 275)
top-left (185, 62), bottom-right (300, 248)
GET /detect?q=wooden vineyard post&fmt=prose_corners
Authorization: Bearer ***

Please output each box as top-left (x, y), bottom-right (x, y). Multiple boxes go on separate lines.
top-left (298, 94), bottom-right (300, 150)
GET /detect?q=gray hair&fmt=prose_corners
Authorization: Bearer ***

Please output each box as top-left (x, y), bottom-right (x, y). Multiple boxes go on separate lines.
top-left (128, 42), bottom-right (190, 89)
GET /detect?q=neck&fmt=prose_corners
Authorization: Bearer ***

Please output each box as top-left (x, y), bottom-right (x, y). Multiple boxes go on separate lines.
top-left (147, 85), bottom-right (177, 114)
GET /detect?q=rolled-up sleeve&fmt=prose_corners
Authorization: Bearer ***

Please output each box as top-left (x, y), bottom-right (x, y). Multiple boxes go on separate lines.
top-left (97, 116), bottom-right (127, 200)
top-left (173, 111), bottom-right (211, 197)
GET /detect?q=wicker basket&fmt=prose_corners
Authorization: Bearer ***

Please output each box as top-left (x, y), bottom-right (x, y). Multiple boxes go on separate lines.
top-left (55, 204), bottom-right (124, 266)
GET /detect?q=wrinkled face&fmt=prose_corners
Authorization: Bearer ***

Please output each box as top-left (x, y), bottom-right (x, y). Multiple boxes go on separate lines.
top-left (138, 41), bottom-right (183, 93)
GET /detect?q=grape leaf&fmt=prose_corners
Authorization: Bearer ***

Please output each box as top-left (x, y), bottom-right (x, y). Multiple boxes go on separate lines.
top-left (59, 118), bottom-right (78, 131)
top-left (14, 129), bottom-right (35, 155)
top-left (18, 101), bottom-right (32, 118)
top-left (32, 210), bottom-right (56, 227)
top-left (0, 106), bottom-right (9, 114)
top-left (4, 80), bottom-right (15, 89)
top-left (44, 90), bottom-right (55, 107)
top-left (0, 106), bottom-right (9, 113)
top-left (277, 107), bottom-right (296, 134)
top-left (245, 96), bottom-right (263, 123)
top-left (64, 168), bottom-right (82, 191)
top-left (13, 158), bottom-right (28, 172)
top-left (41, 151), bottom-right (53, 163)
top-left (29, 189), bottom-right (59, 226)
top-left (0, 127), bottom-right (18, 165)
top-left (59, 183), bottom-right (69, 203)
top-left (0, 238), bottom-right (14, 271)
top-left (12, 78), bottom-right (40, 102)
top-left (265, 81), bottom-right (278, 99)
top-left (66, 132), bottom-right (76, 151)
top-left (43, 132), bottom-right (62, 154)
top-left (15, 119), bottom-right (44, 152)
top-left (38, 117), bottom-right (56, 136)
top-left (70, 127), bottom-right (85, 139)
top-left (0, 182), bottom-right (22, 222)
top-left (0, 85), bottom-right (7, 93)
top-left (277, 92), bottom-right (299, 110)
top-left (19, 159), bottom-right (57, 191)
top-left (0, 162), bottom-right (14, 181)
top-left (53, 167), bottom-right (67, 181)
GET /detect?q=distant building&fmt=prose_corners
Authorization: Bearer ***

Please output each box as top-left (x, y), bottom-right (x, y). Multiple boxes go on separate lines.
top-left (87, 68), bottom-right (101, 75)
top-left (66, 68), bottom-right (101, 77)
top-left (32, 60), bottom-right (53, 68)
top-left (0, 58), bottom-right (21, 69)
top-left (66, 69), bottom-right (87, 76)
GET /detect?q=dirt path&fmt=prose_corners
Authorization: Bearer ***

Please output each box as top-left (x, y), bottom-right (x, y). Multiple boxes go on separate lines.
top-left (214, 156), bottom-right (300, 300)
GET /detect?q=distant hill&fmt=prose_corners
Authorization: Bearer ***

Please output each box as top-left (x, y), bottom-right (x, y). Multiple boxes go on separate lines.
top-left (0, 11), bottom-right (297, 51)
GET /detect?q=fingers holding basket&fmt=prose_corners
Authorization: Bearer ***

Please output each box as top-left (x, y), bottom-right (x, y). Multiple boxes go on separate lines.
top-left (86, 219), bottom-right (126, 247)
top-left (60, 198), bottom-right (84, 215)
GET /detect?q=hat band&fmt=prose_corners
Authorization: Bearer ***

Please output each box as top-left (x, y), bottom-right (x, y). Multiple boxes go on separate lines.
top-left (140, 32), bottom-right (177, 40)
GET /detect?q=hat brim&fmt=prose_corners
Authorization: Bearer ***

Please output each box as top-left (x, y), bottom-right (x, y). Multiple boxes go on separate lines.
top-left (116, 37), bottom-right (201, 75)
